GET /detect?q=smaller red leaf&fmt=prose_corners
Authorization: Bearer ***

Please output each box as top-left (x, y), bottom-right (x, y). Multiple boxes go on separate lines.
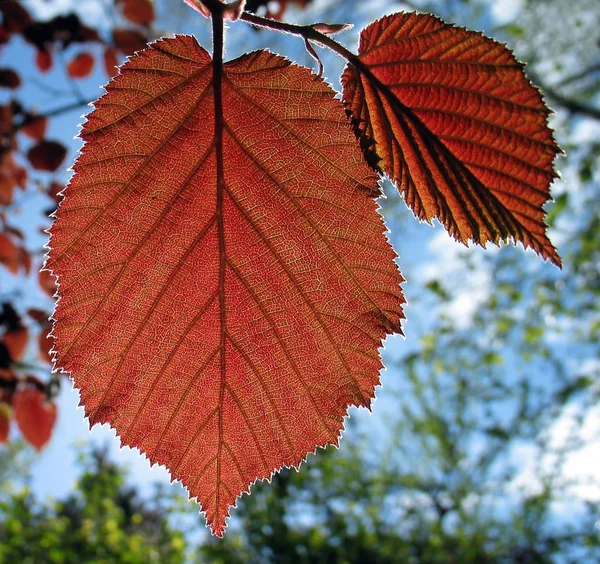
top-left (13, 386), bottom-right (57, 451)
top-left (27, 140), bottom-right (67, 172)
top-left (0, 68), bottom-right (20, 89)
top-left (103, 47), bottom-right (119, 77)
top-left (0, 232), bottom-right (19, 274)
top-left (14, 166), bottom-right (26, 189)
top-left (28, 308), bottom-right (51, 324)
top-left (3, 327), bottom-right (28, 362)
top-left (122, 0), bottom-right (155, 25)
top-left (0, 407), bottom-right (9, 444)
top-left (0, 370), bottom-right (16, 404)
top-left (47, 181), bottom-right (64, 204)
top-left (0, 169), bottom-right (15, 206)
top-left (112, 28), bottom-right (148, 55)
top-left (36, 50), bottom-right (53, 73)
top-left (0, 0), bottom-right (32, 34)
top-left (67, 52), bottom-right (95, 79)
top-left (21, 116), bottom-right (48, 141)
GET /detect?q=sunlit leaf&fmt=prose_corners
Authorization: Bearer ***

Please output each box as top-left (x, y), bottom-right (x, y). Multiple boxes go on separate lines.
top-left (13, 385), bottom-right (57, 451)
top-left (121, 0), bottom-right (155, 25)
top-left (27, 140), bottom-right (67, 172)
top-left (49, 35), bottom-right (404, 536)
top-left (35, 50), bottom-right (53, 73)
top-left (103, 47), bottom-right (119, 77)
top-left (67, 52), bottom-right (95, 79)
top-left (0, 232), bottom-right (19, 274)
top-left (3, 327), bottom-right (28, 362)
top-left (0, 407), bottom-right (9, 443)
top-left (21, 116), bottom-right (48, 141)
top-left (342, 12), bottom-right (561, 266)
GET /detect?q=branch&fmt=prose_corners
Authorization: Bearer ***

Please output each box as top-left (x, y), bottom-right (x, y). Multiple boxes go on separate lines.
top-left (11, 99), bottom-right (95, 136)
top-left (543, 87), bottom-right (600, 122)
top-left (526, 68), bottom-right (600, 122)
top-left (559, 62), bottom-right (600, 87)
top-left (240, 11), bottom-right (360, 64)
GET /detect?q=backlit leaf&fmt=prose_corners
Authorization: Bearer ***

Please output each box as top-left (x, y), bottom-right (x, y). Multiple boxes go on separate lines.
top-left (0, 232), bottom-right (19, 274)
top-left (67, 52), bottom-right (95, 79)
top-left (0, 407), bottom-right (9, 443)
top-left (21, 116), bottom-right (48, 141)
top-left (49, 36), bottom-right (404, 535)
top-left (341, 12), bottom-right (561, 266)
top-left (27, 140), bottom-right (67, 172)
top-left (0, 169), bottom-right (15, 206)
top-left (35, 50), bottom-right (52, 73)
top-left (0, 0), bottom-right (32, 34)
top-left (13, 386), bottom-right (57, 451)
top-left (3, 327), bottom-right (28, 362)
top-left (103, 47), bottom-right (119, 77)
top-left (0, 68), bottom-right (20, 89)
top-left (121, 0), bottom-right (155, 25)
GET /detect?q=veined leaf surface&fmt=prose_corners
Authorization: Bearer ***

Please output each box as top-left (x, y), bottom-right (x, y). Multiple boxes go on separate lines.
top-left (342, 12), bottom-right (561, 266)
top-left (49, 35), bottom-right (404, 535)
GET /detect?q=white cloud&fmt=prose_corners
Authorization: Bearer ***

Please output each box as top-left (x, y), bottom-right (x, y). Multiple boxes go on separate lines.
top-left (509, 402), bottom-right (600, 508)
top-left (418, 230), bottom-right (493, 329)
top-left (490, 0), bottom-right (525, 25)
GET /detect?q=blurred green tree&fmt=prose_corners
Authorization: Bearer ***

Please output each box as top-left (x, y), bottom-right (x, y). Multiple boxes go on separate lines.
top-left (0, 445), bottom-right (187, 564)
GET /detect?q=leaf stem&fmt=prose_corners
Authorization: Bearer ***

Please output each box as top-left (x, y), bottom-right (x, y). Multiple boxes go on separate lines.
top-left (239, 11), bottom-right (388, 97)
top-left (10, 100), bottom-right (95, 137)
top-left (240, 11), bottom-right (360, 65)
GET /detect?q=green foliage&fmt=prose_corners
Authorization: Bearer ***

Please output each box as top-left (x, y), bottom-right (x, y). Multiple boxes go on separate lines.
top-left (0, 446), bottom-right (187, 564)
top-left (199, 434), bottom-right (599, 563)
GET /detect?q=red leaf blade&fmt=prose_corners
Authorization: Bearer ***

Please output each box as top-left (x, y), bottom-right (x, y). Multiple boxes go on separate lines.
top-left (36, 50), bottom-right (53, 73)
top-left (27, 140), bottom-right (67, 172)
top-left (14, 387), bottom-right (57, 451)
top-left (341, 12), bottom-right (561, 266)
top-left (21, 116), bottom-right (48, 141)
top-left (67, 52), bottom-right (95, 79)
top-left (121, 0), bottom-right (155, 25)
top-left (49, 36), bottom-right (404, 535)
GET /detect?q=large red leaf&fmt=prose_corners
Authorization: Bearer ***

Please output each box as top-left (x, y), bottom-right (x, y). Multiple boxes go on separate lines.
top-left (49, 35), bottom-right (404, 535)
top-left (342, 12), bottom-right (561, 266)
